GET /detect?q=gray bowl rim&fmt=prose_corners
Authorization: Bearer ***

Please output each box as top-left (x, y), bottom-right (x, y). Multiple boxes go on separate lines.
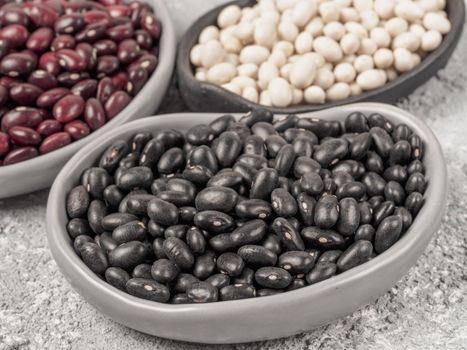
top-left (0, 0), bottom-right (176, 197)
top-left (46, 102), bottom-right (447, 344)
top-left (176, 0), bottom-right (465, 114)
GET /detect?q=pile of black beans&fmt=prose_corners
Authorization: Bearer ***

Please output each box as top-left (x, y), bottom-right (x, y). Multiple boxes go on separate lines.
top-left (66, 109), bottom-right (426, 304)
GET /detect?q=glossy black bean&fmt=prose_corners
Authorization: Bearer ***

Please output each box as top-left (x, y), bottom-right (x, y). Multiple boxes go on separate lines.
top-left (157, 147), bottom-right (185, 174)
top-left (365, 151), bottom-right (384, 174)
top-left (361, 172), bottom-right (386, 197)
top-left (82, 167), bottom-right (111, 200)
top-left (271, 217), bottom-right (305, 251)
top-left (373, 200), bottom-right (395, 227)
top-left (274, 144), bottom-right (296, 176)
top-left (126, 278), bottom-right (170, 302)
top-left (194, 210), bottom-right (235, 233)
top-left (407, 159), bottom-right (425, 175)
top-left (336, 240), bottom-right (373, 272)
top-left (255, 267), bottom-right (292, 289)
top-left (336, 197), bottom-right (360, 236)
top-left (278, 251), bottom-right (316, 274)
top-left (210, 219), bottom-right (267, 251)
top-left (354, 224), bottom-right (375, 241)
top-left (101, 213), bottom-right (138, 231)
top-left (235, 198), bottom-right (272, 220)
top-left (261, 234), bottom-right (282, 255)
top-left (188, 145), bottom-right (218, 174)
top-left (271, 188), bottom-right (297, 217)
top-left (273, 114), bottom-right (298, 131)
top-left (293, 156), bottom-right (321, 178)
top-left (108, 241), bottom-right (147, 271)
top-left (132, 264), bottom-right (152, 279)
top-left (105, 267), bottom-right (130, 291)
top-left (314, 195), bottom-right (339, 229)
top-left (162, 237), bottom-right (194, 270)
top-left (368, 113), bottom-right (393, 132)
top-left (195, 186), bottom-right (238, 213)
top-left (147, 198), bottom-right (179, 226)
top-left (209, 114), bottom-right (235, 136)
top-left (383, 165), bottom-right (408, 183)
top-left (67, 218), bottom-right (91, 239)
top-left (301, 227), bottom-right (345, 249)
top-left (219, 284), bottom-right (256, 301)
top-left (306, 262), bottom-right (337, 284)
top-left (344, 111), bottom-right (369, 132)
top-left (317, 250), bottom-right (342, 264)
top-left (384, 181), bottom-right (405, 205)
top-left (150, 258), bottom-right (179, 283)
top-left (405, 192), bottom-right (424, 216)
top-left (126, 194), bottom-right (156, 216)
top-left (179, 207), bottom-right (197, 225)
top-left (186, 281), bottom-right (218, 303)
top-left (66, 185), bottom-right (89, 219)
top-left (296, 193), bottom-right (316, 226)
top-left (374, 215), bottom-right (403, 253)
top-left (237, 245), bottom-right (277, 267)
top-left (173, 273), bottom-right (199, 293)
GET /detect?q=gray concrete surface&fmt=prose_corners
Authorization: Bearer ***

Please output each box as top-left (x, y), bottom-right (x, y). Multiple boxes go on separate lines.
top-left (1, 1), bottom-right (467, 349)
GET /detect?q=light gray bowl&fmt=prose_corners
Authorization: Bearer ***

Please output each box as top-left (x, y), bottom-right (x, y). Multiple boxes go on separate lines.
top-left (0, 0), bottom-right (176, 199)
top-left (46, 103), bottom-right (447, 344)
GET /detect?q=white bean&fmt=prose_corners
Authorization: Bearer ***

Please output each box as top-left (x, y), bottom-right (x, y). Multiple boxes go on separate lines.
top-left (353, 0), bottom-right (374, 12)
top-left (291, 88), bottom-right (304, 104)
top-left (393, 47), bottom-right (414, 72)
top-left (340, 8), bottom-right (361, 23)
top-left (374, 0), bottom-right (395, 19)
top-left (313, 36), bottom-right (343, 62)
top-left (254, 19), bottom-right (277, 48)
top-left (394, 1), bottom-right (424, 22)
top-left (360, 10), bottom-right (379, 30)
top-left (237, 63), bottom-right (258, 78)
top-left (222, 82), bottom-right (242, 95)
top-left (268, 77), bottom-right (293, 107)
top-left (334, 62), bottom-right (356, 83)
top-left (326, 82), bottom-right (351, 100)
top-left (358, 38), bottom-right (378, 55)
top-left (423, 12), bottom-right (451, 34)
top-left (218, 5), bottom-right (242, 28)
top-left (295, 32), bottom-right (313, 54)
top-left (268, 50), bottom-right (287, 67)
top-left (370, 27), bottom-right (391, 48)
top-left (292, 0), bottom-right (317, 28)
top-left (190, 44), bottom-right (203, 66)
top-left (259, 90), bottom-right (272, 106)
top-left (242, 86), bottom-right (259, 103)
top-left (304, 86), bottom-right (325, 104)
top-left (201, 40), bottom-right (225, 68)
top-left (323, 22), bottom-right (346, 41)
top-left (373, 48), bottom-right (394, 68)
top-left (239, 45), bottom-right (270, 65)
top-left (340, 33), bottom-right (360, 55)
top-left (392, 32), bottom-right (420, 52)
top-left (273, 41), bottom-right (295, 57)
top-left (354, 54), bottom-right (374, 72)
top-left (356, 69), bottom-right (385, 90)
top-left (278, 21), bottom-right (299, 42)
top-left (207, 62), bottom-right (236, 85)
top-left (258, 61), bottom-right (279, 89)
top-left (350, 82), bottom-right (362, 96)
top-left (289, 54), bottom-right (317, 89)
top-left (319, 2), bottom-right (340, 23)
top-left (421, 30), bottom-right (442, 51)
top-left (305, 17), bottom-right (324, 37)
top-left (199, 26), bottom-right (220, 44)
top-left (385, 17), bottom-right (408, 37)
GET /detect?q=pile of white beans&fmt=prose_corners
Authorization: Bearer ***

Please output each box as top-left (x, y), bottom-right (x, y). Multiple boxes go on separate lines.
top-left (189, 0), bottom-right (451, 107)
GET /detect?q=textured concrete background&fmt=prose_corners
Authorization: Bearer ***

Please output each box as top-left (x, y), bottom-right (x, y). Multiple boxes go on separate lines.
top-left (1, 1), bottom-right (467, 349)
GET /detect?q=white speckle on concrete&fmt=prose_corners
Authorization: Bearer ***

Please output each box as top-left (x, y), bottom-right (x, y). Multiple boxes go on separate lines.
top-left (1, 1), bottom-right (467, 349)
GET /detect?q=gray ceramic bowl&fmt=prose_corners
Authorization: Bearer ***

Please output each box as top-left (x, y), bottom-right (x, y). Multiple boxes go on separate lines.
top-left (177, 0), bottom-right (465, 114)
top-left (0, 0), bottom-right (176, 199)
top-left (46, 103), bottom-right (447, 344)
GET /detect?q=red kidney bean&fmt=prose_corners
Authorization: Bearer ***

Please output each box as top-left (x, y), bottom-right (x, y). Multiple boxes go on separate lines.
top-left (1, 107), bottom-right (43, 132)
top-left (56, 49), bottom-right (87, 72)
top-left (0, 24), bottom-right (29, 48)
top-left (27, 69), bottom-right (58, 90)
top-left (76, 22), bottom-right (108, 43)
top-left (57, 71), bottom-right (90, 87)
top-left (64, 120), bottom-right (90, 140)
top-left (53, 94), bottom-right (85, 123)
top-left (117, 39), bottom-right (140, 64)
top-left (9, 83), bottom-right (43, 105)
top-left (38, 52), bottom-right (61, 75)
top-left (39, 132), bottom-right (71, 154)
top-left (96, 77), bottom-right (116, 104)
top-left (83, 10), bottom-right (111, 25)
top-left (0, 52), bottom-right (36, 77)
top-left (111, 71), bottom-right (128, 90)
top-left (0, 85), bottom-right (7, 106)
top-left (94, 39), bottom-right (117, 56)
top-left (36, 119), bottom-right (62, 137)
top-left (107, 5), bottom-right (131, 18)
top-left (0, 39), bottom-right (10, 60)
top-left (141, 14), bottom-right (161, 39)
top-left (107, 23), bottom-right (134, 42)
top-left (0, 131), bottom-right (9, 156)
top-left (75, 43), bottom-right (97, 70)
top-left (3, 146), bottom-right (39, 165)
top-left (51, 35), bottom-right (76, 51)
top-left (23, 3), bottom-right (58, 28)
top-left (96, 55), bottom-right (120, 76)
top-left (129, 53), bottom-right (157, 74)
top-left (54, 13), bottom-right (85, 34)
top-left (126, 65), bottom-right (147, 96)
top-left (85, 98), bottom-right (106, 130)
top-left (0, 8), bottom-right (30, 27)
top-left (135, 29), bottom-right (153, 50)
top-left (36, 87), bottom-right (70, 108)
top-left (71, 79), bottom-right (98, 99)
top-left (104, 91), bottom-right (130, 119)
top-left (27, 28), bottom-right (54, 52)
top-left (8, 126), bottom-right (42, 146)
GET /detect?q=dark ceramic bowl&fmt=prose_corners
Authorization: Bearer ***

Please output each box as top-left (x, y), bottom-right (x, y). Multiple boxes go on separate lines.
top-left (47, 103), bottom-right (447, 344)
top-left (177, 0), bottom-right (465, 113)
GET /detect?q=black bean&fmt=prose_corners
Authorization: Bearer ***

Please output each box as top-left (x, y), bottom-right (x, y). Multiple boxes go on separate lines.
top-left (216, 252), bottom-right (244, 277)
top-left (186, 227), bottom-right (206, 255)
top-left (271, 217), bottom-right (305, 251)
top-left (317, 250), bottom-right (342, 264)
top-left (405, 192), bottom-right (424, 216)
top-left (345, 111), bottom-right (369, 132)
top-left (235, 198), bottom-right (272, 220)
top-left (255, 267), bottom-right (292, 289)
top-left (79, 242), bottom-right (108, 274)
top-left (335, 197), bottom-right (360, 236)
top-left (305, 262), bottom-right (337, 284)
top-left (151, 258), bottom-right (179, 283)
top-left (67, 218), bottom-right (91, 239)
top-left (209, 114), bottom-right (235, 136)
top-left (374, 215), bottom-right (403, 253)
top-left (187, 281), bottom-right (218, 303)
top-left (237, 245), bottom-right (277, 267)
top-left (126, 278), bottom-right (170, 302)
top-left (243, 135), bottom-right (267, 157)
top-left (314, 195), bottom-right (339, 229)
top-left (163, 237), bottom-right (194, 270)
top-left (219, 284), bottom-right (256, 301)
top-left (210, 219), bottom-right (267, 251)
top-left (82, 167), bottom-right (111, 199)
top-left (66, 185), bottom-right (89, 218)
top-left (293, 156), bottom-right (321, 178)
top-left (300, 172), bottom-right (324, 196)
top-left (109, 241), bottom-right (147, 270)
top-left (354, 224), bottom-right (375, 241)
top-left (147, 198), bottom-right (179, 226)
top-left (271, 188), bottom-right (297, 217)
top-left (278, 251), bottom-right (316, 274)
top-left (274, 144), bottom-right (296, 176)
top-left (206, 273), bottom-right (230, 289)
top-left (301, 227), bottom-right (345, 249)
top-left (164, 224), bottom-right (188, 240)
top-left (266, 134), bottom-right (287, 158)
top-left (195, 186), bottom-right (238, 213)
top-left (250, 168), bottom-right (279, 200)
top-left (173, 273), bottom-right (199, 293)
top-left (105, 267), bottom-right (130, 291)
top-left (337, 240), bottom-right (373, 272)
top-left (87, 199), bottom-right (107, 234)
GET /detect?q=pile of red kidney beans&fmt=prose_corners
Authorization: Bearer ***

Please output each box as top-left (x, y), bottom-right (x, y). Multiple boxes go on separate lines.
top-left (0, 0), bottom-right (161, 166)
